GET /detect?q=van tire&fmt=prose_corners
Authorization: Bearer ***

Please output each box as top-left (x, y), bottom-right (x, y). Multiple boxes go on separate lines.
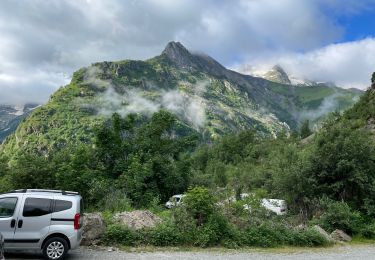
top-left (42, 237), bottom-right (69, 260)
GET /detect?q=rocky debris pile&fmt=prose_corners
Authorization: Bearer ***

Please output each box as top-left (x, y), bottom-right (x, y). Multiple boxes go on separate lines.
top-left (82, 213), bottom-right (106, 246)
top-left (114, 210), bottom-right (162, 230)
top-left (331, 229), bottom-right (352, 242)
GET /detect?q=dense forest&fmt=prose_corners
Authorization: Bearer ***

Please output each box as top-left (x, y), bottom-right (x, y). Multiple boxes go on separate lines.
top-left (1, 73), bottom-right (375, 247)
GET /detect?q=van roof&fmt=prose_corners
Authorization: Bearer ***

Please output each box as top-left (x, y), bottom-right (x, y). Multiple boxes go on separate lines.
top-left (1, 189), bottom-right (80, 197)
top-left (172, 194), bottom-right (185, 198)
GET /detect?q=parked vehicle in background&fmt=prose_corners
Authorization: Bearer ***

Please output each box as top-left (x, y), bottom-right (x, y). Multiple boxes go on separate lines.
top-left (165, 194), bottom-right (185, 208)
top-left (0, 232), bottom-right (4, 260)
top-left (238, 194), bottom-right (288, 215)
top-left (0, 189), bottom-right (83, 260)
top-left (260, 199), bottom-right (287, 215)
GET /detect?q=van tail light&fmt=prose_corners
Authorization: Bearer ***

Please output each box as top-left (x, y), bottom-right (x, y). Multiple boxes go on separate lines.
top-left (74, 213), bottom-right (81, 230)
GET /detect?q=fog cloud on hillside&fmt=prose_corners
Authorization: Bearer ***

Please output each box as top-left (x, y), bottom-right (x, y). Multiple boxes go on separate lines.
top-left (96, 82), bottom-right (208, 129)
top-left (299, 91), bottom-right (360, 122)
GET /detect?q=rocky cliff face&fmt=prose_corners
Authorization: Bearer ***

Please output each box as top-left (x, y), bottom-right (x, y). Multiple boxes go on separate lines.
top-left (0, 42), bottom-right (362, 157)
top-left (263, 65), bottom-right (291, 85)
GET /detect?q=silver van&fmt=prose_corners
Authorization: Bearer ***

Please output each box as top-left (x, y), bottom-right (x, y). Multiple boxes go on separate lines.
top-left (0, 189), bottom-right (83, 260)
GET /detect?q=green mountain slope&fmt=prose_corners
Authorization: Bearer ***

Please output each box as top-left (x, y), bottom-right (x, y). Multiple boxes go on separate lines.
top-left (342, 80), bottom-right (375, 128)
top-left (1, 42), bottom-right (362, 157)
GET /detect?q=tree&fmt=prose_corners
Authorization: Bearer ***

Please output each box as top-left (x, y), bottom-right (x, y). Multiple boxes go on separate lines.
top-left (98, 110), bottom-right (198, 207)
top-left (305, 122), bottom-right (375, 214)
top-left (52, 145), bottom-right (105, 205)
top-left (371, 72), bottom-right (375, 84)
top-left (300, 120), bottom-right (312, 138)
top-left (9, 153), bottom-right (56, 189)
top-left (0, 155), bottom-right (11, 192)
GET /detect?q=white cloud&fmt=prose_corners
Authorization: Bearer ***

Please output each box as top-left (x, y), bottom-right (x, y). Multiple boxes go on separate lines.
top-left (0, 0), bottom-right (374, 103)
top-left (238, 38), bottom-right (375, 89)
top-left (0, 69), bottom-right (69, 105)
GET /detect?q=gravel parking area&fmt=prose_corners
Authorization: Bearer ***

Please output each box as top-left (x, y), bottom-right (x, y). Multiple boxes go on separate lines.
top-left (5, 244), bottom-right (375, 260)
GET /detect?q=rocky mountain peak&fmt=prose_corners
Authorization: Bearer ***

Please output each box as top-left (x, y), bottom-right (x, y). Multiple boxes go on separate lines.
top-left (161, 41), bottom-right (229, 78)
top-left (163, 41), bottom-right (189, 55)
top-left (161, 41), bottom-right (196, 68)
top-left (263, 65), bottom-right (291, 85)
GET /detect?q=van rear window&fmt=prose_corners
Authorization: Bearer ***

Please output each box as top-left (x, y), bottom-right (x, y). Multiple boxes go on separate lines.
top-left (54, 200), bottom-right (72, 213)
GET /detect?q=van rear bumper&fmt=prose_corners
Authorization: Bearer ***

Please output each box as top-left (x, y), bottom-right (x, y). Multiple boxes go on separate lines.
top-left (69, 230), bottom-right (82, 250)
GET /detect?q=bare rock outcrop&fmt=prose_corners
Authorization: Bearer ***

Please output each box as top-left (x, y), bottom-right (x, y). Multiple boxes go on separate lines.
top-left (82, 213), bottom-right (106, 246)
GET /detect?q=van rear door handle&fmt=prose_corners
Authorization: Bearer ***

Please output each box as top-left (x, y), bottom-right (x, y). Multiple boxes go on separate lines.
top-left (17, 219), bottom-right (23, 228)
top-left (10, 219), bottom-right (15, 228)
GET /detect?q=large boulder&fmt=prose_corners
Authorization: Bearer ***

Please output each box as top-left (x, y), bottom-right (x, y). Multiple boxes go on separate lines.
top-left (113, 210), bottom-right (162, 230)
top-left (331, 229), bottom-right (352, 242)
top-left (82, 213), bottom-right (106, 246)
top-left (312, 225), bottom-right (334, 242)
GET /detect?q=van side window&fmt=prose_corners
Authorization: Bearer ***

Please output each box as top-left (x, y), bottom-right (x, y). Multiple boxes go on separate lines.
top-left (0, 197), bottom-right (18, 218)
top-left (23, 198), bottom-right (52, 217)
top-left (53, 200), bottom-right (72, 213)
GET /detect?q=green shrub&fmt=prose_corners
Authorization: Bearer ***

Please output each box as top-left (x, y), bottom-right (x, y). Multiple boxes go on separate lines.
top-left (288, 227), bottom-right (329, 247)
top-left (360, 222), bottom-right (375, 239)
top-left (313, 199), bottom-right (361, 234)
top-left (193, 213), bottom-right (237, 247)
top-left (241, 222), bottom-right (328, 247)
top-left (171, 206), bottom-right (197, 242)
top-left (184, 186), bottom-right (216, 226)
top-left (102, 224), bottom-right (137, 246)
top-left (243, 223), bottom-right (282, 247)
top-left (194, 227), bottom-right (214, 247)
top-left (149, 222), bottom-right (182, 246)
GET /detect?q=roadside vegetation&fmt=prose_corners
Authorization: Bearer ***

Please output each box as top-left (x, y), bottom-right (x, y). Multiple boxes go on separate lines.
top-left (1, 75), bottom-right (375, 248)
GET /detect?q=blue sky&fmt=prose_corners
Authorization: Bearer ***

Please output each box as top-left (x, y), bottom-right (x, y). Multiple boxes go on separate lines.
top-left (339, 10), bottom-right (375, 42)
top-left (0, 0), bottom-right (374, 104)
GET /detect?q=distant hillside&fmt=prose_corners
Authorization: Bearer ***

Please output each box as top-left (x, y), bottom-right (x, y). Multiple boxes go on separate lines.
top-left (0, 104), bottom-right (39, 143)
top-left (1, 42), bottom-right (362, 157)
top-left (342, 80), bottom-right (375, 131)
top-left (243, 64), bottom-right (349, 88)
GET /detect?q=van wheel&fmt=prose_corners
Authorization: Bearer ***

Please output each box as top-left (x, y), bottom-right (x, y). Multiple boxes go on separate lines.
top-left (42, 237), bottom-right (68, 260)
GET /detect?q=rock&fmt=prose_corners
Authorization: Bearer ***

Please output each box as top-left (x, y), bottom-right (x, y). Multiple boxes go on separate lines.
top-left (312, 225), bottom-right (334, 242)
top-left (331, 229), bottom-right (352, 242)
top-left (113, 210), bottom-right (162, 230)
top-left (82, 213), bottom-right (106, 246)
top-left (296, 223), bottom-right (307, 229)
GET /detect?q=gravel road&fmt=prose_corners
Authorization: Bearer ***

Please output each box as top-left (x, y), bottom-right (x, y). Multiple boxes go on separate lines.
top-left (5, 244), bottom-right (375, 260)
